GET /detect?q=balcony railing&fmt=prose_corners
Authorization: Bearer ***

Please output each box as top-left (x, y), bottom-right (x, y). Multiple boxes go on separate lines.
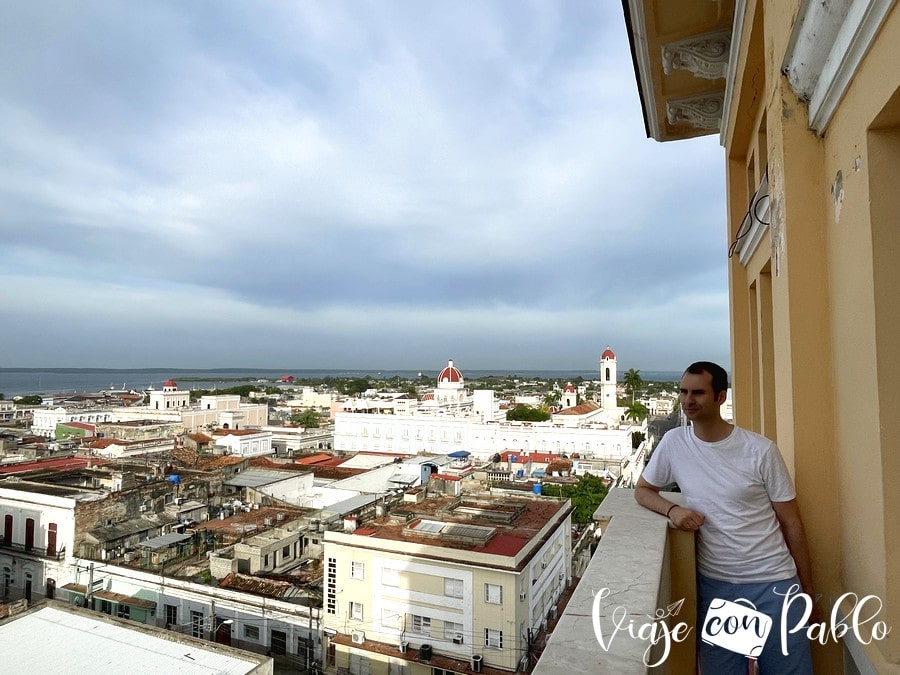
top-left (0, 538), bottom-right (67, 561)
top-left (535, 488), bottom-right (696, 674)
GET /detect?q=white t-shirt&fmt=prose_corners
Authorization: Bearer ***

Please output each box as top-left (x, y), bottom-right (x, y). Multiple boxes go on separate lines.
top-left (642, 425), bottom-right (797, 583)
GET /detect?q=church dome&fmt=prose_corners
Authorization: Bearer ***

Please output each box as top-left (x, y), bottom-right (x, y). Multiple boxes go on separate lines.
top-left (601, 347), bottom-right (616, 360)
top-left (164, 380), bottom-right (178, 388)
top-left (437, 359), bottom-right (463, 384)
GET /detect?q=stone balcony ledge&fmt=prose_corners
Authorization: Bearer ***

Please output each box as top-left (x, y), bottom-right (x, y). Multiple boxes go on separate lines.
top-left (535, 488), bottom-right (695, 674)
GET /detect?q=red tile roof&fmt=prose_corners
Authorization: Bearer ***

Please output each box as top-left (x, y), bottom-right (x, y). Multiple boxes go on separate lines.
top-left (555, 401), bottom-right (601, 415)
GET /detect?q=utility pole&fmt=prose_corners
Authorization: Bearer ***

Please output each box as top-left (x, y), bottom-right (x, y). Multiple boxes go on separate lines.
top-left (85, 562), bottom-right (95, 610)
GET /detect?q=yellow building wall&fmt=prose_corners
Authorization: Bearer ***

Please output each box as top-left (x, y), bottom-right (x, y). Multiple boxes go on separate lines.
top-left (725, 1), bottom-right (900, 672)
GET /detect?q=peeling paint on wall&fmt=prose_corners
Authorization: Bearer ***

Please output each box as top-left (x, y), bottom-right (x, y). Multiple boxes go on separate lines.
top-left (832, 170), bottom-right (844, 222)
top-left (770, 161), bottom-right (785, 278)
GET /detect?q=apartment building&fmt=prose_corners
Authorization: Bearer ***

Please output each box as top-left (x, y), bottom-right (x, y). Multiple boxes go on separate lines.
top-left (323, 492), bottom-right (573, 674)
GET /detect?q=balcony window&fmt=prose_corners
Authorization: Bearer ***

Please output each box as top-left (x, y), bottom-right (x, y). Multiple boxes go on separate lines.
top-left (351, 561), bottom-right (365, 580)
top-left (485, 583), bottom-right (503, 605)
top-left (350, 602), bottom-right (364, 621)
top-left (485, 628), bottom-right (503, 649)
top-left (444, 577), bottom-right (463, 598)
top-left (411, 614), bottom-right (431, 635)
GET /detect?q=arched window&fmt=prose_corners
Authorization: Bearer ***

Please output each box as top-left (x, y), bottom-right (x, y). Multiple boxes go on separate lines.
top-left (3, 514), bottom-right (12, 545)
top-left (605, 367), bottom-right (610, 381)
top-left (25, 518), bottom-right (35, 550)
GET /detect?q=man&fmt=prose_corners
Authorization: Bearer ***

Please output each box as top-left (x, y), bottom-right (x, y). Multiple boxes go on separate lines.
top-left (635, 361), bottom-right (814, 673)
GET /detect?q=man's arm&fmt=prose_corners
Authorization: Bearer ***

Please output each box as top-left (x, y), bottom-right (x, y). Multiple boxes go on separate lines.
top-left (772, 499), bottom-right (815, 596)
top-left (634, 477), bottom-right (705, 531)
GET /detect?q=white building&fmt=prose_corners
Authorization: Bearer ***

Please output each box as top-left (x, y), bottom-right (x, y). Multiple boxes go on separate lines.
top-left (29, 382), bottom-right (268, 439)
top-left (323, 492), bottom-right (573, 674)
top-left (334, 352), bottom-right (643, 467)
top-left (212, 429), bottom-right (274, 458)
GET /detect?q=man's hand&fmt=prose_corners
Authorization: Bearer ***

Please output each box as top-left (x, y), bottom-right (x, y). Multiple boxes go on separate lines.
top-left (668, 505), bottom-right (705, 532)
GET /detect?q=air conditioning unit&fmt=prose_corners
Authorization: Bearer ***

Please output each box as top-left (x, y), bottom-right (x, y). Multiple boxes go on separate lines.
top-left (139, 505), bottom-right (148, 512)
top-left (452, 634), bottom-right (464, 645)
top-left (351, 630), bottom-right (365, 644)
top-left (471, 654), bottom-right (484, 673)
top-left (518, 591), bottom-right (526, 601)
top-left (175, 497), bottom-right (184, 505)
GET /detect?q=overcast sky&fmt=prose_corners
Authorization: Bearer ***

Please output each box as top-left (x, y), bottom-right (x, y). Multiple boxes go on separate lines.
top-left (1, 1), bottom-right (729, 372)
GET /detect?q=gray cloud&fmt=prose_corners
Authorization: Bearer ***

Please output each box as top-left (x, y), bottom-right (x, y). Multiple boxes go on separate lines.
top-left (0, 1), bottom-right (729, 371)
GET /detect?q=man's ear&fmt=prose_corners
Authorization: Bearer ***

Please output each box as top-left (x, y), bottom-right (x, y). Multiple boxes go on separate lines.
top-left (716, 390), bottom-right (727, 405)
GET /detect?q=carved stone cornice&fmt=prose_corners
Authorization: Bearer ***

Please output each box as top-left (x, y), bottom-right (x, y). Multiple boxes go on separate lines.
top-left (662, 30), bottom-right (731, 80)
top-left (666, 93), bottom-right (725, 131)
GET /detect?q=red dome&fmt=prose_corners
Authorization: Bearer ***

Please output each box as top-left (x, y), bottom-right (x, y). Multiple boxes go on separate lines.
top-left (164, 380), bottom-right (178, 388)
top-left (601, 347), bottom-right (616, 360)
top-left (437, 359), bottom-right (463, 384)
top-left (564, 384), bottom-right (576, 392)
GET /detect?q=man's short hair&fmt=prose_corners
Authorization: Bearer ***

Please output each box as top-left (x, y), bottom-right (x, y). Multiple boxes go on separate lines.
top-left (684, 361), bottom-right (729, 396)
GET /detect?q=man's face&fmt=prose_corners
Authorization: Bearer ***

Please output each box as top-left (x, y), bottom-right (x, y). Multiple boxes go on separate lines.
top-left (679, 370), bottom-right (724, 423)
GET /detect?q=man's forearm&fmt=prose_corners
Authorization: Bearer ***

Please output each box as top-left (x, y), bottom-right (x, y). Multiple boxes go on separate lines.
top-left (782, 519), bottom-right (815, 596)
top-left (634, 485), bottom-right (678, 517)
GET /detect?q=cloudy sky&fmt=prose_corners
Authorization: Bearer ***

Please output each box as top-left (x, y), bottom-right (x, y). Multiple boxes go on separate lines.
top-left (1, 1), bottom-right (729, 372)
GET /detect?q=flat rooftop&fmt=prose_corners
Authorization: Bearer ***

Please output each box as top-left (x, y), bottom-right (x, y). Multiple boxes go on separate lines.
top-left (0, 604), bottom-right (271, 674)
top-left (345, 494), bottom-right (570, 557)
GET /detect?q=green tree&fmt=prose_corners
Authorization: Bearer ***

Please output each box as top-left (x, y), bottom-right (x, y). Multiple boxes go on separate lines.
top-left (624, 401), bottom-right (649, 423)
top-left (291, 408), bottom-right (321, 428)
top-left (341, 378), bottom-right (371, 396)
top-left (14, 395), bottom-right (43, 405)
top-left (539, 473), bottom-right (610, 524)
top-left (542, 390), bottom-right (561, 408)
top-left (505, 404), bottom-right (551, 422)
top-left (623, 368), bottom-right (644, 403)
top-left (631, 431), bottom-right (646, 449)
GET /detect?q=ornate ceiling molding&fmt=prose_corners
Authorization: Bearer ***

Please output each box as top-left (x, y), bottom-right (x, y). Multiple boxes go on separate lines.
top-left (662, 30), bottom-right (731, 80)
top-left (666, 93), bottom-right (725, 131)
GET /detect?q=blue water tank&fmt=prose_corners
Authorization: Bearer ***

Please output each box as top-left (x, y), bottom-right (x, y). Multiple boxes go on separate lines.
top-left (533, 484), bottom-right (542, 495)
top-left (167, 474), bottom-right (180, 484)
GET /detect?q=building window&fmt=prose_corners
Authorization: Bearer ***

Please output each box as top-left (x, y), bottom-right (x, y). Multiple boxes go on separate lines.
top-left (244, 624), bottom-right (260, 640)
top-left (485, 583), bottom-right (503, 605)
top-left (351, 561), bottom-right (365, 580)
top-left (382, 567), bottom-right (399, 586)
top-left (117, 604), bottom-right (130, 620)
top-left (100, 600), bottom-right (113, 615)
top-left (444, 621), bottom-right (464, 641)
top-left (444, 578), bottom-right (463, 598)
top-left (350, 602), bottom-right (364, 621)
top-left (326, 557), bottom-right (337, 615)
top-left (411, 614), bottom-right (431, 635)
top-left (165, 604), bottom-right (178, 627)
top-left (381, 608), bottom-right (401, 629)
top-left (485, 628), bottom-right (503, 649)
top-left (282, 545), bottom-right (290, 559)
top-left (264, 554), bottom-right (269, 567)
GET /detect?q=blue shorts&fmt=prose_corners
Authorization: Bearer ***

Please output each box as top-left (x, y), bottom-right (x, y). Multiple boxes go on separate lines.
top-left (697, 574), bottom-right (813, 674)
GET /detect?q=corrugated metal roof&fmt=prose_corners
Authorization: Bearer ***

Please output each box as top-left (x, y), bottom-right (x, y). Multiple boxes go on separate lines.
top-left (140, 532), bottom-right (192, 549)
top-left (0, 606), bottom-right (265, 674)
top-left (224, 469), bottom-right (295, 488)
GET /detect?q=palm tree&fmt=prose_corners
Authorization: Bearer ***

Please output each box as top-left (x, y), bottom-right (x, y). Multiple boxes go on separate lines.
top-left (624, 401), bottom-right (649, 423)
top-left (623, 368), bottom-right (644, 403)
